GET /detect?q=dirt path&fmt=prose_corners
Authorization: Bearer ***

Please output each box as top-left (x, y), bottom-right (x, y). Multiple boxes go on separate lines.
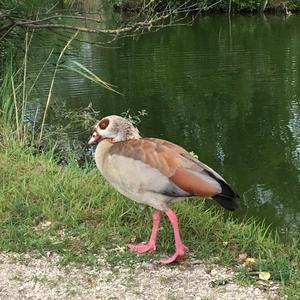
top-left (0, 252), bottom-right (281, 300)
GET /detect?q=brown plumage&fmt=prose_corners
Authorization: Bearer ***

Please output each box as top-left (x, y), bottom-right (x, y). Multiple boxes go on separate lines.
top-left (88, 115), bottom-right (239, 264)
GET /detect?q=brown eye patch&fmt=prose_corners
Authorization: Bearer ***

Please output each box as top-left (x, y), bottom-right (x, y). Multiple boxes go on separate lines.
top-left (99, 118), bottom-right (109, 130)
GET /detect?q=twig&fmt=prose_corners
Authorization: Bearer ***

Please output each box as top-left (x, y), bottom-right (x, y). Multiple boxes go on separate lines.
top-left (13, 14), bottom-right (103, 25)
top-left (19, 23), bottom-right (138, 34)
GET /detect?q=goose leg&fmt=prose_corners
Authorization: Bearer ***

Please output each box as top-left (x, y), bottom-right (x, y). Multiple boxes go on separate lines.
top-left (128, 210), bottom-right (161, 253)
top-left (160, 209), bottom-right (188, 264)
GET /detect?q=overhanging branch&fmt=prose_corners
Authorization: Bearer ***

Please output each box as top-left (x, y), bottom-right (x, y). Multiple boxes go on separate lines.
top-left (0, 0), bottom-right (223, 42)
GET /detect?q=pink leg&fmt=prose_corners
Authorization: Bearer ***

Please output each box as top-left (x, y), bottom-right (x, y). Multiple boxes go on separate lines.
top-left (160, 209), bottom-right (188, 264)
top-left (128, 210), bottom-right (161, 253)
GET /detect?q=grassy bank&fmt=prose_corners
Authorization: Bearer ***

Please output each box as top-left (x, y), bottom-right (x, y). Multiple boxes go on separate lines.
top-left (0, 127), bottom-right (299, 297)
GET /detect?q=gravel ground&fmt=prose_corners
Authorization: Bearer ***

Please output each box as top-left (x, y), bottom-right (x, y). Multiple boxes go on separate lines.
top-left (0, 252), bottom-right (282, 300)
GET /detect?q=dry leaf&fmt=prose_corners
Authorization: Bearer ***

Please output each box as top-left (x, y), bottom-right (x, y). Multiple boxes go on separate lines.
top-left (244, 257), bottom-right (255, 266)
top-left (259, 272), bottom-right (271, 281)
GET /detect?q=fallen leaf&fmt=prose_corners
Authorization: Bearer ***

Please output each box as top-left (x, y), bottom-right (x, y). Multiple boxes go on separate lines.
top-left (259, 271), bottom-right (271, 281)
top-left (244, 257), bottom-right (255, 266)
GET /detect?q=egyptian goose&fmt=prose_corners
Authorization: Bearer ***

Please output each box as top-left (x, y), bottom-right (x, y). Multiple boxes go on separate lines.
top-left (88, 115), bottom-right (239, 264)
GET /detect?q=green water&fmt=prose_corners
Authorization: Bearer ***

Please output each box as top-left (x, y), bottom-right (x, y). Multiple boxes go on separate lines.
top-left (27, 15), bottom-right (300, 239)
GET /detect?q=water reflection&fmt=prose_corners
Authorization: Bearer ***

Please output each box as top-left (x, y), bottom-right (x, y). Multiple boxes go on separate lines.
top-left (27, 14), bottom-right (300, 239)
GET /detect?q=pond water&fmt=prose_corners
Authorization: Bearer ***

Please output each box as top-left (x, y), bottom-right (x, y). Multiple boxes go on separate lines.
top-left (27, 14), bottom-right (300, 239)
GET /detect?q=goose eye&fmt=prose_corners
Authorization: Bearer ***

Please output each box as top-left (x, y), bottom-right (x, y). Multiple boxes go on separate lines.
top-left (99, 118), bottom-right (109, 130)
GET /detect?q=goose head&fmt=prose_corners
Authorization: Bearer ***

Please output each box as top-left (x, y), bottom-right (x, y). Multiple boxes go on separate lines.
top-left (88, 115), bottom-right (141, 145)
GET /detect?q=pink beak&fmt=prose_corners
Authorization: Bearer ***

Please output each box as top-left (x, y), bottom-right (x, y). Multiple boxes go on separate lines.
top-left (88, 133), bottom-right (101, 145)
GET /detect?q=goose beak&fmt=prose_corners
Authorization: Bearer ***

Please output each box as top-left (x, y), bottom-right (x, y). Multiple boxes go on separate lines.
top-left (88, 133), bottom-right (102, 145)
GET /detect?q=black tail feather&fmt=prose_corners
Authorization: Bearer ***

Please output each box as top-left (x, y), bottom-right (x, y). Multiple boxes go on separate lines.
top-left (213, 194), bottom-right (239, 211)
top-left (205, 171), bottom-right (239, 211)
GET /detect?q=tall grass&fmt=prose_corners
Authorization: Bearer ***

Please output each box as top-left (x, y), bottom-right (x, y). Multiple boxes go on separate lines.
top-left (0, 30), bottom-right (119, 148)
top-left (0, 33), bottom-right (34, 143)
top-left (0, 32), bottom-right (79, 145)
top-left (0, 53), bottom-right (15, 125)
top-left (38, 31), bottom-right (79, 145)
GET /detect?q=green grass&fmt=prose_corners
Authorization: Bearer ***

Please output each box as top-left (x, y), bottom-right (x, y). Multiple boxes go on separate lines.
top-left (0, 52), bottom-right (15, 126)
top-left (0, 127), bottom-right (299, 298)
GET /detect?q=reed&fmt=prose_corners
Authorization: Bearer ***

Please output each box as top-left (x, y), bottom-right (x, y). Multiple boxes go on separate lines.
top-left (0, 53), bottom-right (14, 125)
top-left (38, 31), bottom-right (79, 145)
top-left (0, 30), bottom-right (120, 147)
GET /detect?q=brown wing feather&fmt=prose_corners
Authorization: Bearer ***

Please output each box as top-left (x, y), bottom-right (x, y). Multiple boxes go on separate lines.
top-left (109, 138), bottom-right (222, 198)
top-left (109, 139), bottom-right (181, 177)
top-left (170, 168), bottom-right (221, 197)
top-left (144, 138), bottom-right (188, 155)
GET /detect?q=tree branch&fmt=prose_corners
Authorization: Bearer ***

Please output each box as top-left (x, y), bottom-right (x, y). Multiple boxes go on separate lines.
top-left (0, 0), bottom-right (223, 42)
top-left (17, 20), bottom-right (155, 35)
top-left (14, 14), bottom-right (103, 25)
top-left (0, 9), bottom-right (171, 37)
